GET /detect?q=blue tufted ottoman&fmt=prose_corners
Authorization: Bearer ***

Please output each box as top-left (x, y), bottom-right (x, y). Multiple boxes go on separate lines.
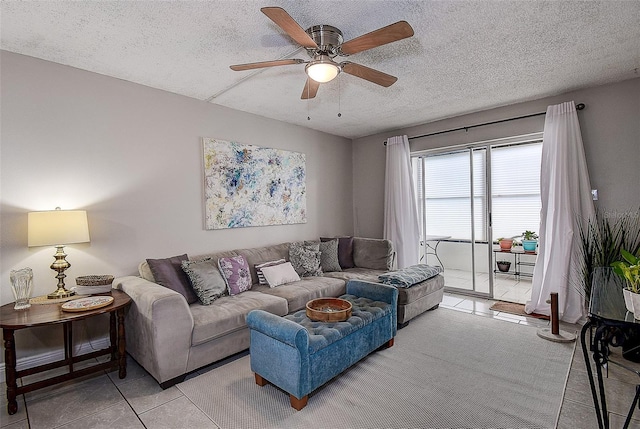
top-left (246, 280), bottom-right (398, 410)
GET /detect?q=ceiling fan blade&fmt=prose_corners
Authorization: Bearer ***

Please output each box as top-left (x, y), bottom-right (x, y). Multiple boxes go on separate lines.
top-left (341, 62), bottom-right (398, 87)
top-left (340, 21), bottom-right (414, 55)
top-left (301, 78), bottom-right (320, 99)
top-left (230, 59), bottom-right (305, 71)
top-left (261, 7), bottom-right (318, 49)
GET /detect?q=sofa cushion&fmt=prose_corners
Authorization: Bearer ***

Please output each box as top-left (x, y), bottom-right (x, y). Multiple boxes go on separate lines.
top-left (261, 262), bottom-right (300, 287)
top-left (236, 243), bottom-right (290, 285)
top-left (289, 241), bottom-right (322, 277)
top-left (146, 254), bottom-right (198, 304)
top-left (252, 276), bottom-right (346, 312)
top-left (319, 239), bottom-right (342, 273)
top-left (321, 236), bottom-right (355, 269)
top-left (190, 291), bottom-right (288, 346)
top-left (396, 273), bottom-right (445, 305)
top-left (378, 264), bottom-right (442, 288)
top-left (353, 238), bottom-right (394, 270)
top-left (323, 268), bottom-right (385, 284)
top-left (218, 255), bottom-right (252, 296)
top-left (181, 257), bottom-right (227, 305)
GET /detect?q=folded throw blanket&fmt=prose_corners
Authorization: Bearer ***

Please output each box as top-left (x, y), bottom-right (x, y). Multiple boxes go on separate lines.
top-left (378, 264), bottom-right (442, 288)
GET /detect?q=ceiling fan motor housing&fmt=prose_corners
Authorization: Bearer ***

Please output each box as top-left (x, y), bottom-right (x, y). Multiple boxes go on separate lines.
top-left (305, 25), bottom-right (343, 57)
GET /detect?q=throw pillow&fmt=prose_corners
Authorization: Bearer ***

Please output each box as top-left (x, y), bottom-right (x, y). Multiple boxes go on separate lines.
top-left (218, 255), bottom-right (252, 295)
top-left (261, 262), bottom-right (301, 287)
top-left (255, 259), bottom-right (286, 285)
top-left (318, 239), bottom-right (342, 273)
top-left (146, 254), bottom-right (198, 304)
top-left (378, 264), bottom-right (442, 288)
top-left (181, 257), bottom-right (227, 305)
top-left (321, 236), bottom-right (355, 269)
top-left (289, 241), bottom-right (322, 277)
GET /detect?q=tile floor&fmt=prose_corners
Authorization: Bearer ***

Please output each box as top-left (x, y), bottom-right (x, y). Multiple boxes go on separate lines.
top-left (2, 292), bottom-right (639, 429)
top-left (443, 268), bottom-right (533, 304)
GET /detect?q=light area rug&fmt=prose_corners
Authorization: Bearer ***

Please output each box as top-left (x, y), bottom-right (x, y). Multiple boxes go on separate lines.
top-left (177, 308), bottom-right (575, 429)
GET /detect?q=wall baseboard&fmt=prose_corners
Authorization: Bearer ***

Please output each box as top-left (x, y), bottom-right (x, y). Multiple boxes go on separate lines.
top-left (0, 337), bottom-right (111, 381)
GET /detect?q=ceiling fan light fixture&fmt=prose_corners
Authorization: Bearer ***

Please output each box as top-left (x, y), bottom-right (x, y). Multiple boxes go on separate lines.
top-left (305, 55), bottom-right (340, 83)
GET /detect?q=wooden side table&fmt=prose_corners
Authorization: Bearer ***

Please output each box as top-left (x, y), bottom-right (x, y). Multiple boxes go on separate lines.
top-left (0, 289), bottom-right (131, 415)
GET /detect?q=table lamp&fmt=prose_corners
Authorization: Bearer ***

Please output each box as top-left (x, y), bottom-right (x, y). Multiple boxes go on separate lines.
top-left (27, 208), bottom-right (90, 299)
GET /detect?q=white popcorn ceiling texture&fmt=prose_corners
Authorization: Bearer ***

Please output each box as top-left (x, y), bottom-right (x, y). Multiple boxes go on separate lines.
top-left (2, 1), bottom-right (639, 139)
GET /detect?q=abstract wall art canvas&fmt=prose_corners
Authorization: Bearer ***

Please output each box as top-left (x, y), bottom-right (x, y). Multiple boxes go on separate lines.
top-left (202, 138), bottom-right (307, 230)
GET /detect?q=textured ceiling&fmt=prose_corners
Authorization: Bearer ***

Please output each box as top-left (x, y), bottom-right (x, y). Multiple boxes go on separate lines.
top-left (2, 1), bottom-right (639, 139)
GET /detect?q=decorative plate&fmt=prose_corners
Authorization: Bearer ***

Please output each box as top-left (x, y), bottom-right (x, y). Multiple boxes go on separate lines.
top-left (61, 296), bottom-right (114, 312)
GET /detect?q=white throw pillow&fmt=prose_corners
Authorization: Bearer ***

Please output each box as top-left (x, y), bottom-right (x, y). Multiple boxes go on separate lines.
top-left (261, 262), bottom-right (301, 287)
top-left (255, 258), bottom-right (286, 285)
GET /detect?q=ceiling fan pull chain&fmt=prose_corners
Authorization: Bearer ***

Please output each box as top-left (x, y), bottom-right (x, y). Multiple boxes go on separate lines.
top-left (307, 87), bottom-right (311, 120)
top-left (338, 76), bottom-right (342, 118)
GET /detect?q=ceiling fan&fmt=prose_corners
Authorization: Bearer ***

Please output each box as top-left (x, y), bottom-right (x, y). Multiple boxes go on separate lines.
top-left (230, 7), bottom-right (414, 99)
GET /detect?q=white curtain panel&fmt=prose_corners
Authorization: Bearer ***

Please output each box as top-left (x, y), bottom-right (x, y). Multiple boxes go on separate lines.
top-left (525, 101), bottom-right (595, 323)
top-left (384, 135), bottom-right (420, 269)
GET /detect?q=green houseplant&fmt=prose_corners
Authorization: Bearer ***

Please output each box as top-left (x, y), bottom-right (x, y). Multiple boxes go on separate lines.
top-left (521, 230), bottom-right (538, 252)
top-left (612, 249), bottom-right (640, 318)
top-left (574, 208), bottom-right (640, 303)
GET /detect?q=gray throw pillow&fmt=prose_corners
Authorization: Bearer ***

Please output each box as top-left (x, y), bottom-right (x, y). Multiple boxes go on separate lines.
top-left (319, 239), bottom-right (342, 273)
top-left (321, 236), bottom-right (355, 269)
top-left (181, 258), bottom-right (227, 305)
top-left (147, 254), bottom-right (198, 304)
top-left (289, 241), bottom-right (322, 277)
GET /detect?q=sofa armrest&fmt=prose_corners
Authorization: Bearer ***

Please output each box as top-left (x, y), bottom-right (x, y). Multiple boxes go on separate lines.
top-left (353, 237), bottom-right (396, 270)
top-left (346, 280), bottom-right (398, 306)
top-left (346, 279), bottom-right (398, 335)
top-left (112, 276), bottom-right (194, 385)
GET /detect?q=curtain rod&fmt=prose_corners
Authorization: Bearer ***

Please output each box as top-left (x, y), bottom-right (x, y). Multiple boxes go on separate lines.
top-left (383, 103), bottom-right (585, 145)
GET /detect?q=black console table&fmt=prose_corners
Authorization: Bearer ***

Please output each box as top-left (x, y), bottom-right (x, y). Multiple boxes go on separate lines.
top-left (581, 268), bottom-right (640, 429)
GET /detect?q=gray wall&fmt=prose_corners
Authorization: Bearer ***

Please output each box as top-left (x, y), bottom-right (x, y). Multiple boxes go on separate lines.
top-left (0, 51), bottom-right (353, 361)
top-left (353, 77), bottom-right (640, 238)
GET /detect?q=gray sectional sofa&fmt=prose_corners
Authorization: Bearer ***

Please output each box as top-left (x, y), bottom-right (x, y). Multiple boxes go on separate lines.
top-left (113, 237), bottom-right (444, 388)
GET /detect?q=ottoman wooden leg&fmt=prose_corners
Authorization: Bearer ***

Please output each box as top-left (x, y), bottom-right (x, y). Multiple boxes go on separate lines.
top-left (255, 373), bottom-right (268, 386)
top-left (384, 338), bottom-right (394, 348)
top-left (290, 394), bottom-right (308, 411)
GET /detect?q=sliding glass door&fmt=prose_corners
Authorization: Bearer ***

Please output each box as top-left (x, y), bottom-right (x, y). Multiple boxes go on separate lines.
top-left (413, 148), bottom-right (491, 298)
top-left (412, 135), bottom-right (543, 302)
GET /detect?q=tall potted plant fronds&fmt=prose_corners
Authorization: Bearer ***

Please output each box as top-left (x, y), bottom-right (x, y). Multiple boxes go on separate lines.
top-left (574, 208), bottom-right (640, 302)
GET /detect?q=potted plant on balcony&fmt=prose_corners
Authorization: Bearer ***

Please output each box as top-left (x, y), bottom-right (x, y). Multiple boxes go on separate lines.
top-left (496, 260), bottom-right (511, 272)
top-left (521, 230), bottom-right (538, 252)
top-left (612, 249), bottom-right (640, 318)
top-left (497, 237), bottom-right (514, 251)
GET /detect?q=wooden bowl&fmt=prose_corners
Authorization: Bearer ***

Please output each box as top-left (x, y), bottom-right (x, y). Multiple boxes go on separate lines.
top-left (306, 298), bottom-right (352, 322)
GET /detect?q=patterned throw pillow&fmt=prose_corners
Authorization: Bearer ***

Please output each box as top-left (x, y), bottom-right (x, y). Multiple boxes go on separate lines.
top-left (218, 255), bottom-right (252, 295)
top-left (321, 236), bottom-right (355, 269)
top-left (378, 264), bottom-right (442, 288)
top-left (261, 262), bottom-right (301, 287)
top-left (289, 241), bottom-right (323, 277)
top-left (255, 259), bottom-right (286, 285)
top-left (146, 254), bottom-right (198, 304)
top-left (319, 239), bottom-right (342, 273)
top-left (181, 258), bottom-right (227, 305)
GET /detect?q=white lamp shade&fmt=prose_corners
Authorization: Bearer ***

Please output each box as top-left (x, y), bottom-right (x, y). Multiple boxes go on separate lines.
top-left (28, 210), bottom-right (90, 247)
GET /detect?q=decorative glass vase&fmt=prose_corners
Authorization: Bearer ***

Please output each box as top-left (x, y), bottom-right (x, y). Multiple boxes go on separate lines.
top-left (10, 268), bottom-right (33, 310)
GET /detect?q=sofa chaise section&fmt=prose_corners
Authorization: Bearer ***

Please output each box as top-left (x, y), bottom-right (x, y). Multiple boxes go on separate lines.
top-left (113, 276), bottom-right (288, 388)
